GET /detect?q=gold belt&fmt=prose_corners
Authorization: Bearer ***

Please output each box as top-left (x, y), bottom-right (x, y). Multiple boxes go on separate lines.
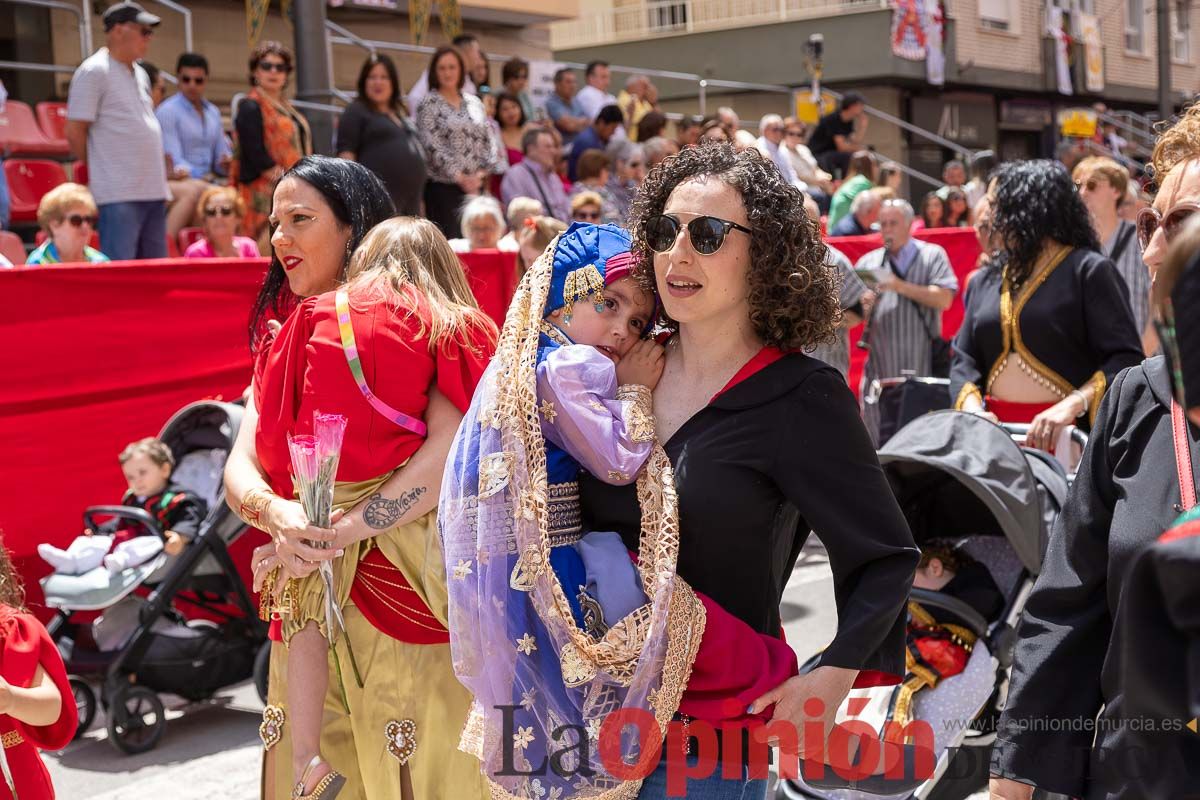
top-left (1, 730), bottom-right (23, 749)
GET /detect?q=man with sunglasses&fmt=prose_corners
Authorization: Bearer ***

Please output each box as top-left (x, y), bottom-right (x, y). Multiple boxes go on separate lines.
top-left (155, 53), bottom-right (232, 182)
top-left (1072, 156), bottom-right (1149, 346)
top-left (65, 1), bottom-right (169, 261)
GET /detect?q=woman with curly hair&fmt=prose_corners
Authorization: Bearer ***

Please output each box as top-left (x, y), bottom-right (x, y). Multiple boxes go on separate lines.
top-left (986, 113), bottom-right (1200, 800)
top-left (951, 160), bottom-right (1143, 450)
top-left (579, 143), bottom-right (919, 798)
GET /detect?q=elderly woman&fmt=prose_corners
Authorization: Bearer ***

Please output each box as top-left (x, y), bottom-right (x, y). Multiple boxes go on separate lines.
top-left (416, 45), bottom-right (500, 237)
top-left (951, 160), bottom-right (1143, 448)
top-left (582, 143), bottom-right (918, 798)
top-left (984, 130), bottom-right (1198, 800)
top-left (183, 186), bottom-right (260, 259)
top-left (569, 190), bottom-right (604, 223)
top-left (448, 195), bottom-right (505, 252)
top-left (26, 182), bottom-right (109, 265)
top-left (603, 139), bottom-right (646, 224)
top-left (232, 41), bottom-right (312, 250)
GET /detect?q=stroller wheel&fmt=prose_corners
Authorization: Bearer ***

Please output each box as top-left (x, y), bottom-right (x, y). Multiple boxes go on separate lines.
top-left (253, 640), bottom-right (271, 706)
top-left (69, 676), bottom-right (96, 740)
top-left (106, 685), bottom-right (166, 755)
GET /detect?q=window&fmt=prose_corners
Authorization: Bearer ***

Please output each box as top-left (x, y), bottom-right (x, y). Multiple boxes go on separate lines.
top-left (979, 0), bottom-right (1013, 31)
top-left (1126, 0), bottom-right (1145, 53)
top-left (1173, 0), bottom-right (1190, 61)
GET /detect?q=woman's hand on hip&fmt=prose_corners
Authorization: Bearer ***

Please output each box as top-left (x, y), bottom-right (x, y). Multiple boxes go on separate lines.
top-left (747, 665), bottom-right (857, 751)
top-left (988, 776), bottom-right (1035, 800)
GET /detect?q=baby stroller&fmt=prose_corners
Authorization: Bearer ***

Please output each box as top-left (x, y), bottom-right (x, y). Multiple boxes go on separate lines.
top-left (40, 401), bottom-right (271, 754)
top-left (780, 410), bottom-right (1080, 800)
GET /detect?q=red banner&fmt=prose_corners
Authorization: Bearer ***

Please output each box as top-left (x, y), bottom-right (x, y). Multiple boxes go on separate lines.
top-left (826, 227), bottom-right (982, 395)
top-left (0, 251), bottom-right (516, 614)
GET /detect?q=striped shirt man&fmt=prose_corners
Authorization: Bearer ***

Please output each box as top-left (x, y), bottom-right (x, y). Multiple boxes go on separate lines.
top-left (810, 244), bottom-right (870, 380)
top-left (857, 238), bottom-right (958, 443)
top-left (1102, 219), bottom-right (1150, 338)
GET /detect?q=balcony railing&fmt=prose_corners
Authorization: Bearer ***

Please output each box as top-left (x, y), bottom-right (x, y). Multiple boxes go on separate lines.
top-left (551, 0), bottom-right (890, 49)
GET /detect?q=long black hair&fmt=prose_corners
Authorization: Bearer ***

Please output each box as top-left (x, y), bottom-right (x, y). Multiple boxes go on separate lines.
top-left (990, 159), bottom-right (1099, 285)
top-left (249, 155), bottom-right (396, 348)
top-left (355, 53), bottom-right (403, 114)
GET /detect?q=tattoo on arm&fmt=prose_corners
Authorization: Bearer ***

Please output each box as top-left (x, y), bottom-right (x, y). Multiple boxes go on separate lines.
top-left (363, 487), bottom-right (429, 529)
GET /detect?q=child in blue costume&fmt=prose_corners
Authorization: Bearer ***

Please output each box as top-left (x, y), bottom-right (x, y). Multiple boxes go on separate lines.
top-left (442, 223), bottom-right (707, 800)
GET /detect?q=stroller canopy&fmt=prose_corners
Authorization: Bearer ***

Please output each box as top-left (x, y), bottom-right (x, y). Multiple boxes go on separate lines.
top-left (878, 410), bottom-right (1054, 575)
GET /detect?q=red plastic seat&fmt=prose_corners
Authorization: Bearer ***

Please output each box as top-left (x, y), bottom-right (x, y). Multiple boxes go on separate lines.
top-left (178, 226), bottom-right (204, 252)
top-left (0, 100), bottom-right (69, 157)
top-left (71, 161), bottom-right (88, 185)
top-left (35, 101), bottom-right (70, 148)
top-left (4, 159), bottom-right (68, 224)
top-left (0, 231), bottom-right (26, 265)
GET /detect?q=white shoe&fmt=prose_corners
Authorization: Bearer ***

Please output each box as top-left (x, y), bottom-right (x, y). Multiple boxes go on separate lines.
top-left (38, 543), bottom-right (75, 573)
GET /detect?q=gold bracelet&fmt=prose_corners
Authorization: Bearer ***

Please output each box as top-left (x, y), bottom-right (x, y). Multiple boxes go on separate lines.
top-left (237, 487), bottom-right (278, 530)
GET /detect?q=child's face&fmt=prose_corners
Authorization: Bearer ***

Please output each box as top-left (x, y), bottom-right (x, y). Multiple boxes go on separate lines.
top-left (912, 557), bottom-right (955, 591)
top-left (548, 276), bottom-right (655, 362)
top-left (122, 454), bottom-right (172, 498)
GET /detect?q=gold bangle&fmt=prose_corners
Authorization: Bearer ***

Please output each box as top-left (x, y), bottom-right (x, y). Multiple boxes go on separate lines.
top-left (237, 487), bottom-right (278, 529)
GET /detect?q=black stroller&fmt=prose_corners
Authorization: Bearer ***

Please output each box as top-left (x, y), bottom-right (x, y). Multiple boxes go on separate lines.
top-left (780, 410), bottom-right (1080, 800)
top-left (40, 401), bottom-right (270, 754)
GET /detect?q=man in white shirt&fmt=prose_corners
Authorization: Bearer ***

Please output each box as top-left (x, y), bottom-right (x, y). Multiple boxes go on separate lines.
top-left (575, 61), bottom-right (618, 123)
top-left (755, 114), bottom-right (804, 189)
top-left (64, 1), bottom-right (169, 261)
top-left (406, 33), bottom-right (480, 112)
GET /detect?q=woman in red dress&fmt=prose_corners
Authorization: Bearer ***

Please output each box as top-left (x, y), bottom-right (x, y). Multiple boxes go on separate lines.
top-left (0, 538), bottom-right (77, 800)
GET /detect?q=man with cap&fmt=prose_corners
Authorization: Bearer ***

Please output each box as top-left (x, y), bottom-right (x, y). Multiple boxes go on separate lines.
top-left (65, 2), bottom-right (170, 261)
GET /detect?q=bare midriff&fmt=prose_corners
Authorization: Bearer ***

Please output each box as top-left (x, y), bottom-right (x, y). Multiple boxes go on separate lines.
top-left (989, 353), bottom-right (1066, 404)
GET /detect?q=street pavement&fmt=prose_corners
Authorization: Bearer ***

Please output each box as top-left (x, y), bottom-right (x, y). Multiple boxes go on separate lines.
top-left (44, 539), bottom-right (986, 799)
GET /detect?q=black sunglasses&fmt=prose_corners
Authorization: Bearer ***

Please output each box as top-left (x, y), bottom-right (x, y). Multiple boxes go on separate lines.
top-left (205, 206), bottom-right (236, 218)
top-left (179, 75), bottom-right (206, 85)
top-left (66, 213), bottom-right (98, 228)
top-left (573, 210), bottom-right (601, 221)
top-left (258, 61), bottom-right (291, 74)
top-left (645, 213), bottom-right (753, 255)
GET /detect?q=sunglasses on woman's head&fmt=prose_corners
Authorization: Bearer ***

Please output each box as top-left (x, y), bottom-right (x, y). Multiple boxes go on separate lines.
top-left (66, 214), bottom-right (98, 228)
top-left (645, 213), bottom-right (753, 255)
top-left (205, 206), bottom-right (236, 218)
top-left (1136, 202), bottom-right (1200, 250)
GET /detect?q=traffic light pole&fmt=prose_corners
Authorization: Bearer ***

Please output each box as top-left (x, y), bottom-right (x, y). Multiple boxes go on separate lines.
top-left (292, 0), bottom-right (335, 154)
top-left (1158, 0), bottom-right (1173, 122)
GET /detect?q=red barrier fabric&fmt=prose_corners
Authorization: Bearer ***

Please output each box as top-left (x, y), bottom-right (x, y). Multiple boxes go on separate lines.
top-left (1, 251), bottom-right (517, 616)
top-left (826, 227), bottom-right (982, 395)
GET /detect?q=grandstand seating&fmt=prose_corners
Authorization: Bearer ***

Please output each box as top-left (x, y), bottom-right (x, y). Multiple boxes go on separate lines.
top-left (71, 161), bottom-right (88, 185)
top-left (178, 227), bottom-right (205, 253)
top-left (0, 101), bottom-right (69, 157)
top-left (35, 101), bottom-right (70, 149)
top-left (4, 159), bottom-right (68, 224)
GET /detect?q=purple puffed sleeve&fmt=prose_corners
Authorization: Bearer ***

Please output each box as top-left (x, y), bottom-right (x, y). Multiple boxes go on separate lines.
top-left (536, 345), bottom-right (656, 485)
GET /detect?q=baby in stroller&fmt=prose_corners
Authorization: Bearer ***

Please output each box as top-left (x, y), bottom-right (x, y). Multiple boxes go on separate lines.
top-left (911, 539), bottom-right (1004, 622)
top-left (893, 540), bottom-right (1005, 742)
top-left (38, 437), bottom-right (206, 575)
